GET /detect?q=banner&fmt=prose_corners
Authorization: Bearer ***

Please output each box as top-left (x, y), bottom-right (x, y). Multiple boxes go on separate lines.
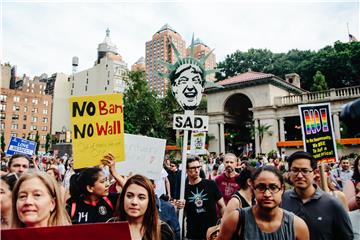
top-left (189, 131), bottom-right (207, 155)
top-left (6, 137), bottom-right (36, 157)
top-left (116, 134), bottom-right (166, 180)
top-left (69, 93), bottom-right (125, 169)
top-left (299, 103), bottom-right (337, 163)
top-left (1, 222), bottom-right (131, 240)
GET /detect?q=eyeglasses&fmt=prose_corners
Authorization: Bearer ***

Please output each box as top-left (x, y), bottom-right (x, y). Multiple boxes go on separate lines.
top-left (290, 168), bottom-right (314, 176)
top-left (188, 166), bottom-right (201, 170)
top-left (254, 184), bottom-right (282, 193)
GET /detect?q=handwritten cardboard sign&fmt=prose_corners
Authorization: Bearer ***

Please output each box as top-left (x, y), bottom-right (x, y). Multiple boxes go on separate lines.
top-left (299, 103), bottom-right (337, 163)
top-left (69, 93), bottom-right (125, 169)
top-left (1, 222), bottom-right (131, 240)
top-left (116, 134), bottom-right (166, 180)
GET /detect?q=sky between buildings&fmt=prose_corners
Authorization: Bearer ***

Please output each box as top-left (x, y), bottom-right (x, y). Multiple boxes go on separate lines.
top-left (1, 0), bottom-right (359, 78)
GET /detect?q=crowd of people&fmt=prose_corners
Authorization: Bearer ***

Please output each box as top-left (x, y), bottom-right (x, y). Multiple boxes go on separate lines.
top-left (0, 150), bottom-right (359, 240)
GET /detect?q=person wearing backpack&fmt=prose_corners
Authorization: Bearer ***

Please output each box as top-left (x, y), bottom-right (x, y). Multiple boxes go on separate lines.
top-left (66, 153), bottom-right (125, 224)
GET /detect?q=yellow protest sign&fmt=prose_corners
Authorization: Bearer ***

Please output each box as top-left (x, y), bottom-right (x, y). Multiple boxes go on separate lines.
top-left (69, 93), bottom-right (125, 169)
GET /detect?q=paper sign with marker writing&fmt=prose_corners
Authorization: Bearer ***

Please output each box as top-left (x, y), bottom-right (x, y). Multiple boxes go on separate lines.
top-left (116, 134), bottom-right (166, 180)
top-left (190, 131), bottom-right (207, 155)
top-left (69, 93), bottom-right (125, 169)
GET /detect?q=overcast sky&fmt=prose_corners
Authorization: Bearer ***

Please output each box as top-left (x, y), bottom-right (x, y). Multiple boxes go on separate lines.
top-left (1, 0), bottom-right (359, 78)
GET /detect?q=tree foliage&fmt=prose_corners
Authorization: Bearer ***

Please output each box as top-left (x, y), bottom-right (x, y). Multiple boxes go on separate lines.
top-left (123, 71), bottom-right (169, 139)
top-left (216, 41), bottom-right (360, 90)
top-left (45, 133), bottom-right (51, 153)
top-left (250, 124), bottom-right (272, 154)
top-left (0, 134), bottom-right (5, 152)
top-left (311, 71), bottom-right (328, 92)
top-left (35, 131), bottom-right (40, 155)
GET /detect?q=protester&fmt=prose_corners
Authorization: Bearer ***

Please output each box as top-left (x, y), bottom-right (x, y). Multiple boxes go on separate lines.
top-left (63, 157), bottom-right (75, 192)
top-left (112, 174), bottom-right (174, 240)
top-left (184, 157), bottom-right (225, 239)
top-left (344, 156), bottom-right (360, 211)
top-left (1, 173), bottom-right (19, 229)
top-left (7, 154), bottom-right (31, 174)
top-left (167, 160), bottom-right (181, 200)
top-left (349, 180), bottom-right (360, 240)
top-left (208, 163), bottom-right (220, 180)
top-left (331, 157), bottom-right (353, 190)
top-left (216, 165), bottom-right (309, 240)
top-left (66, 153), bottom-right (125, 224)
top-left (222, 166), bottom-right (255, 220)
top-left (46, 167), bottom-right (67, 203)
top-left (282, 151), bottom-right (354, 240)
top-left (11, 171), bottom-right (71, 228)
top-left (215, 153), bottom-right (240, 204)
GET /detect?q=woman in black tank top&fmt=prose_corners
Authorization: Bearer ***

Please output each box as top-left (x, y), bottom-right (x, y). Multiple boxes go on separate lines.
top-left (222, 167), bottom-right (255, 220)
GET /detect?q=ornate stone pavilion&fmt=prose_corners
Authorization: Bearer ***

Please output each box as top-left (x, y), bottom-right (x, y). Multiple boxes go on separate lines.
top-left (205, 71), bottom-right (360, 156)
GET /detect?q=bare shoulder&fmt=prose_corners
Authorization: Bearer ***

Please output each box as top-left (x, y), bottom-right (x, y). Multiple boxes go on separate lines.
top-left (293, 215), bottom-right (309, 240)
top-left (216, 210), bottom-right (240, 240)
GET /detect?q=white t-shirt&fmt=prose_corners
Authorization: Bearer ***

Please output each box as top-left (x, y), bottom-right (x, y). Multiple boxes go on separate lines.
top-left (349, 210), bottom-right (360, 240)
top-left (155, 168), bottom-right (168, 197)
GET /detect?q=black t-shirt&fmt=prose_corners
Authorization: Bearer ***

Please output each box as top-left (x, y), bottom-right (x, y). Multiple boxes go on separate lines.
top-left (185, 179), bottom-right (222, 239)
top-left (66, 193), bottom-right (119, 224)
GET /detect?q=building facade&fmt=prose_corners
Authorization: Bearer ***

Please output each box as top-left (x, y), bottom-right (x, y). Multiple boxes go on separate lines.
top-left (1, 84), bottom-right (52, 153)
top-left (206, 71), bottom-right (360, 157)
top-left (145, 24), bottom-right (186, 96)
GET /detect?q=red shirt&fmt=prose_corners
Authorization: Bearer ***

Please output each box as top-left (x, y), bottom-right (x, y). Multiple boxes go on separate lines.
top-left (215, 173), bottom-right (239, 204)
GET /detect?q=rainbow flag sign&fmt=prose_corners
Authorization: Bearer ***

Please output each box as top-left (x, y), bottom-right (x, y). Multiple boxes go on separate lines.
top-left (299, 103), bottom-right (337, 163)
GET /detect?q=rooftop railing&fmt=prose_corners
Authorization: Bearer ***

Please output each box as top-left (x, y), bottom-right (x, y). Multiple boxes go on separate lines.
top-left (274, 85), bottom-right (360, 106)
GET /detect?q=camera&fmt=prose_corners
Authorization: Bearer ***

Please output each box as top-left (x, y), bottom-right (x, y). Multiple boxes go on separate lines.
top-left (340, 98), bottom-right (360, 137)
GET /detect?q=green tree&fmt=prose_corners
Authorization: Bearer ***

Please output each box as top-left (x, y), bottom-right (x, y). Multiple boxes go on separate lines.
top-left (250, 124), bottom-right (272, 154)
top-left (123, 71), bottom-right (168, 139)
top-left (45, 133), bottom-right (51, 153)
top-left (310, 71), bottom-right (328, 92)
top-left (0, 133), bottom-right (5, 152)
top-left (35, 131), bottom-right (40, 155)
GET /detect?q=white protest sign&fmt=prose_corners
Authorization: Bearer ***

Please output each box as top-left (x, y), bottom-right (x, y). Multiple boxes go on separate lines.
top-left (173, 114), bottom-right (209, 131)
top-left (189, 131), bottom-right (207, 155)
top-left (115, 134), bottom-right (166, 180)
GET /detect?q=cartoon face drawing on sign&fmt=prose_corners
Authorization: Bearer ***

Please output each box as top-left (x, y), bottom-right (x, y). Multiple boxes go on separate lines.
top-left (171, 63), bottom-right (205, 110)
top-left (158, 34), bottom-right (218, 111)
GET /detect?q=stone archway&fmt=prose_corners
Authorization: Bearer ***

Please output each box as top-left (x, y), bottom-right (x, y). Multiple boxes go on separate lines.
top-left (223, 93), bottom-right (254, 156)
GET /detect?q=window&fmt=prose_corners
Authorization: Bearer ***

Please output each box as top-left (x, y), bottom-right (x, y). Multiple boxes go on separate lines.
top-left (32, 99), bottom-right (38, 105)
top-left (33, 108), bottom-right (38, 113)
top-left (41, 135), bottom-right (46, 141)
top-left (43, 117), bottom-right (48, 123)
top-left (24, 106), bottom-right (28, 112)
top-left (43, 109), bottom-right (48, 115)
top-left (23, 124), bottom-right (26, 129)
top-left (24, 98), bottom-right (28, 103)
top-left (0, 95), bottom-right (7, 102)
top-left (12, 114), bottom-right (19, 120)
top-left (0, 123), bottom-right (4, 129)
top-left (23, 115), bottom-right (27, 121)
top-left (13, 96), bottom-right (20, 102)
top-left (11, 124), bottom-right (18, 130)
top-left (31, 125), bottom-right (37, 130)
top-left (12, 105), bottom-right (20, 111)
top-left (41, 126), bottom-right (47, 131)
top-left (44, 100), bottom-right (48, 106)
top-left (11, 133), bottom-right (17, 137)
top-left (30, 134), bottom-right (35, 140)
top-left (0, 104), bottom-right (5, 111)
top-left (0, 113), bottom-right (5, 119)
top-left (31, 116), bottom-right (37, 123)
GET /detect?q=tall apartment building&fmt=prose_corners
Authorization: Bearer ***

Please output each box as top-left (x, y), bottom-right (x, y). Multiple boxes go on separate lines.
top-left (1, 63), bottom-right (17, 89)
top-left (1, 79), bottom-right (52, 153)
top-left (131, 57), bottom-right (146, 72)
top-left (186, 38), bottom-right (216, 81)
top-left (145, 24), bottom-right (186, 96)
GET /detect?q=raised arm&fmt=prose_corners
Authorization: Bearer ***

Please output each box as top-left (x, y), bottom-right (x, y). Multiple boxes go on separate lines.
top-left (101, 153), bottom-right (127, 188)
top-left (216, 210), bottom-right (239, 240)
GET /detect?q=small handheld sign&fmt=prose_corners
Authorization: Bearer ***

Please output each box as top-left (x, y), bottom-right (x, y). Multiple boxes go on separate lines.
top-left (6, 137), bottom-right (37, 157)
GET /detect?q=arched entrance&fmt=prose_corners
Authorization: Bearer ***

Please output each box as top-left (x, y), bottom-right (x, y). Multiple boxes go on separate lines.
top-left (223, 93), bottom-right (254, 156)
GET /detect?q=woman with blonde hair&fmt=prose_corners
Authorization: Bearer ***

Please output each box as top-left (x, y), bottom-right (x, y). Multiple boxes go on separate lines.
top-left (113, 174), bottom-right (174, 240)
top-left (11, 171), bottom-right (71, 228)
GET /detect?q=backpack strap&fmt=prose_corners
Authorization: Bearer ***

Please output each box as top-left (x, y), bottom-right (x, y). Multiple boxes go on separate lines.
top-left (103, 196), bottom-right (114, 210)
top-left (232, 208), bottom-right (245, 240)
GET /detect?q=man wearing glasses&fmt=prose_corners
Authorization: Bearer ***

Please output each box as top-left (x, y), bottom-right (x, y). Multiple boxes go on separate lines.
top-left (282, 151), bottom-right (353, 240)
top-left (184, 157), bottom-right (225, 240)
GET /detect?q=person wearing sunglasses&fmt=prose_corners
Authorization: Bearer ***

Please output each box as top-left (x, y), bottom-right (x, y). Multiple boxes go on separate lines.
top-left (185, 157), bottom-right (225, 240)
top-left (216, 165), bottom-right (309, 240)
top-left (282, 151), bottom-right (353, 240)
